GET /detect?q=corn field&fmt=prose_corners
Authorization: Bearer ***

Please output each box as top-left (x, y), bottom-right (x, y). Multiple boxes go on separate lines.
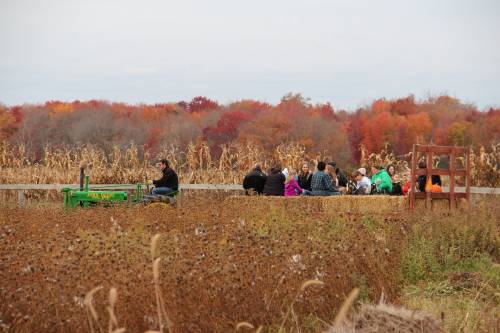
top-left (0, 141), bottom-right (499, 186)
top-left (0, 141), bottom-right (316, 185)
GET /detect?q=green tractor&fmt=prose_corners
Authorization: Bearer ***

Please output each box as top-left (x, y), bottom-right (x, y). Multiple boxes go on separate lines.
top-left (62, 168), bottom-right (178, 208)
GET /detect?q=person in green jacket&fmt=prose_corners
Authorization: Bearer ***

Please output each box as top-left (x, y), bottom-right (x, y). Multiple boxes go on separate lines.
top-left (370, 165), bottom-right (393, 193)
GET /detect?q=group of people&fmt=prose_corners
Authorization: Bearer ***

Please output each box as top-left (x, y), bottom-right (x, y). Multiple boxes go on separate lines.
top-left (243, 161), bottom-right (346, 196)
top-left (243, 161), bottom-right (441, 197)
top-left (147, 158), bottom-right (442, 198)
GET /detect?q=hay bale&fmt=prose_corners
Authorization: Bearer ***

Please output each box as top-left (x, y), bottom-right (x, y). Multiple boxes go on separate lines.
top-left (413, 197), bottom-right (469, 211)
top-left (320, 196), bottom-right (406, 215)
top-left (225, 195), bottom-right (407, 214)
top-left (327, 302), bottom-right (444, 333)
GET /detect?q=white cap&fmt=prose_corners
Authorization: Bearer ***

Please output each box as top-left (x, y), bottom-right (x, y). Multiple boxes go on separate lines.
top-left (282, 168), bottom-right (289, 178)
top-left (358, 168), bottom-right (367, 176)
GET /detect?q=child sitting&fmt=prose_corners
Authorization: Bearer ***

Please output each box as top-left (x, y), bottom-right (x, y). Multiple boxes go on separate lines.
top-left (284, 169), bottom-right (303, 196)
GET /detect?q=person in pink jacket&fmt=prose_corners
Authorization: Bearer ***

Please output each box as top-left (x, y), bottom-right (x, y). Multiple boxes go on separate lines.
top-left (284, 168), bottom-right (302, 196)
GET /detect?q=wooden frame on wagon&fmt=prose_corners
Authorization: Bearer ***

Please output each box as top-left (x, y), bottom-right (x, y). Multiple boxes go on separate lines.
top-left (409, 144), bottom-right (471, 209)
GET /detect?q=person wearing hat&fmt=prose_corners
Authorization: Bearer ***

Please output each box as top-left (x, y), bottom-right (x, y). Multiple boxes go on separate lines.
top-left (148, 159), bottom-right (179, 196)
top-left (352, 168), bottom-right (371, 194)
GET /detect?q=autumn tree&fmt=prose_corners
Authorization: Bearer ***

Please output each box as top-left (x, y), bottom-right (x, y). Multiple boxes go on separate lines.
top-left (0, 105), bottom-right (16, 140)
top-left (1, 94), bottom-right (497, 165)
top-left (185, 96), bottom-right (219, 113)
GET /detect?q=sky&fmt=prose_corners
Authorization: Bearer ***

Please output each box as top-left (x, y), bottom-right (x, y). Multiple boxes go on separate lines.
top-left (1, 0), bottom-right (499, 110)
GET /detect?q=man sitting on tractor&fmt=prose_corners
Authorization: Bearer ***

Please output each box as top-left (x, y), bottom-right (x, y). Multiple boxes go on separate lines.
top-left (148, 159), bottom-right (179, 196)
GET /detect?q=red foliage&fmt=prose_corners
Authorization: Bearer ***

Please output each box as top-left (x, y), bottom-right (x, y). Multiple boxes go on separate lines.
top-left (203, 110), bottom-right (256, 145)
top-left (346, 111), bottom-right (366, 161)
top-left (390, 95), bottom-right (418, 116)
top-left (144, 127), bottom-right (162, 150)
top-left (187, 96), bottom-right (219, 113)
top-left (9, 106), bottom-right (23, 123)
top-left (314, 103), bottom-right (336, 119)
top-left (2, 95), bottom-right (497, 166)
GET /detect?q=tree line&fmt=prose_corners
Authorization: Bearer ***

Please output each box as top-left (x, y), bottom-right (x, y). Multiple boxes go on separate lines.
top-left (0, 93), bottom-right (498, 167)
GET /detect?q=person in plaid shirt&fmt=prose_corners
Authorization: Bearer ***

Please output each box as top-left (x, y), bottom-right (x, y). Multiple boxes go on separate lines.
top-left (311, 161), bottom-right (340, 196)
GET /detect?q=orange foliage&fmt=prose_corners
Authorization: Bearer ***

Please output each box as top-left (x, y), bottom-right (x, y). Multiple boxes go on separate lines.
top-left (407, 112), bottom-right (433, 142)
top-left (371, 98), bottom-right (391, 114)
top-left (0, 106), bottom-right (16, 140)
top-left (45, 101), bottom-right (74, 116)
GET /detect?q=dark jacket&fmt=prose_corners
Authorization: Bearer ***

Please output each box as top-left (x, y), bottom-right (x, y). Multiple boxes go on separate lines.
top-left (417, 175), bottom-right (441, 192)
top-left (153, 167), bottom-right (179, 191)
top-left (243, 168), bottom-right (267, 194)
top-left (335, 168), bottom-right (348, 187)
top-left (328, 163), bottom-right (348, 187)
top-left (263, 168), bottom-right (285, 196)
top-left (297, 173), bottom-right (312, 191)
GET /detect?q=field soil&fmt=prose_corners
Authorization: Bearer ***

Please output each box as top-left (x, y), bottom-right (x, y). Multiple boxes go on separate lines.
top-left (0, 197), bottom-right (411, 332)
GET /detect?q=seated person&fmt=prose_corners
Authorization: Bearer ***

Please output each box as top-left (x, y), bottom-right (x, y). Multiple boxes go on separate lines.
top-left (311, 162), bottom-right (340, 196)
top-left (351, 168), bottom-right (371, 195)
top-left (417, 161), bottom-right (442, 192)
top-left (284, 169), bottom-right (302, 196)
top-left (401, 171), bottom-right (411, 195)
top-left (297, 162), bottom-right (313, 192)
top-left (326, 164), bottom-right (338, 187)
top-left (263, 165), bottom-right (286, 196)
top-left (386, 164), bottom-right (403, 195)
top-left (151, 159), bottom-right (179, 196)
top-left (370, 165), bottom-right (392, 194)
top-left (328, 162), bottom-right (348, 187)
top-left (387, 164), bottom-right (397, 182)
top-left (243, 164), bottom-right (267, 195)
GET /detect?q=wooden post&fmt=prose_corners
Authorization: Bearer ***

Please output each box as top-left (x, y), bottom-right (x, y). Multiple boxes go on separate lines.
top-left (79, 167), bottom-right (85, 191)
top-left (127, 190), bottom-right (132, 207)
top-left (426, 150), bottom-right (433, 209)
top-left (177, 188), bottom-right (182, 208)
top-left (410, 145), bottom-right (417, 210)
top-left (18, 190), bottom-right (25, 208)
top-left (465, 146), bottom-right (471, 204)
top-left (449, 149), bottom-right (455, 210)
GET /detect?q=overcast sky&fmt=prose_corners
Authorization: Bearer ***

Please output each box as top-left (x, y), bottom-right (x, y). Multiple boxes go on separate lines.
top-left (1, 0), bottom-right (499, 110)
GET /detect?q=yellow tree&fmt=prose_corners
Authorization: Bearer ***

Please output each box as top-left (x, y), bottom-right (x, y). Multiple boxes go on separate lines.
top-left (0, 106), bottom-right (16, 140)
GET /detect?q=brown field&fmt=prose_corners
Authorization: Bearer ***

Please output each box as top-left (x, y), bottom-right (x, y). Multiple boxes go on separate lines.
top-left (1, 196), bottom-right (498, 332)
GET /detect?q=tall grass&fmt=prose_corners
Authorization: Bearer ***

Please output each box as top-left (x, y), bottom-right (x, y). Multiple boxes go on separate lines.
top-left (399, 198), bottom-right (499, 332)
top-left (1, 141), bottom-right (498, 186)
top-left (0, 141), bottom-right (308, 184)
